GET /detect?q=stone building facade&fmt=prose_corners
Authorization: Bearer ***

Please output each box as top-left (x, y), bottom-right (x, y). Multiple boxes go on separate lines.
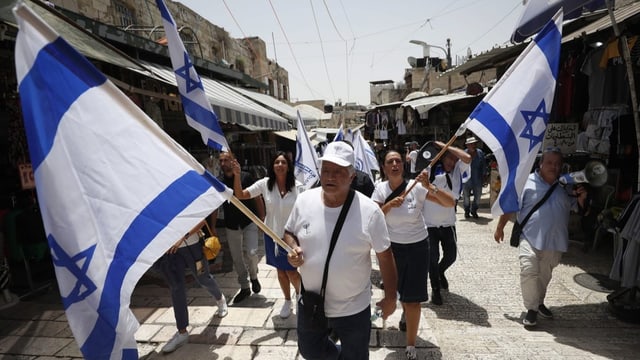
top-left (48, 0), bottom-right (289, 99)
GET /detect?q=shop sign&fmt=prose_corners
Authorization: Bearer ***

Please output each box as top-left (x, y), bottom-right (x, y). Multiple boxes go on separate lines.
top-left (18, 163), bottom-right (36, 189)
top-left (542, 123), bottom-right (578, 154)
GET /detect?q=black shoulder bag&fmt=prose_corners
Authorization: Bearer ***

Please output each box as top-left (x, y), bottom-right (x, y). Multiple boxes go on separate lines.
top-left (300, 189), bottom-right (355, 331)
top-left (510, 182), bottom-right (559, 247)
top-left (383, 180), bottom-right (408, 205)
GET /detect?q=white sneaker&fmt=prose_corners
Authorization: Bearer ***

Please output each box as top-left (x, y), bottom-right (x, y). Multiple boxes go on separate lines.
top-left (280, 300), bottom-right (292, 318)
top-left (216, 295), bottom-right (228, 318)
top-left (162, 331), bottom-right (189, 353)
top-left (405, 345), bottom-right (417, 360)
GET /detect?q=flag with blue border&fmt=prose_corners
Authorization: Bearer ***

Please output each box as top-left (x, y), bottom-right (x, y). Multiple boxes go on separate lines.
top-left (156, 0), bottom-right (229, 151)
top-left (294, 111), bottom-right (319, 189)
top-left (13, 4), bottom-right (231, 359)
top-left (462, 9), bottom-right (562, 216)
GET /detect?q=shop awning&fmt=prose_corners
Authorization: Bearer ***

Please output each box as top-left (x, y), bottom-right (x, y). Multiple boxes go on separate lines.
top-left (562, 2), bottom-right (640, 43)
top-left (273, 130), bottom-right (321, 145)
top-left (402, 92), bottom-right (480, 116)
top-left (229, 86), bottom-right (320, 124)
top-left (137, 61), bottom-right (289, 131)
top-left (441, 43), bottom-right (528, 77)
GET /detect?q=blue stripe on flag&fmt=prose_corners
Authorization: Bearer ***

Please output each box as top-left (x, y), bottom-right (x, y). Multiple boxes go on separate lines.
top-left (468, 102), bottom-right (521, 213)
top-left (81, 170), bottom-right (212, 357)
top-left (156, 0), bottom-right (175, 26)
top-left (19, 37), bottom-right (106, 169)
top-left (533, 16), bottom-right (562, 80)
top-left (180, 94), bottom-right (225, 134)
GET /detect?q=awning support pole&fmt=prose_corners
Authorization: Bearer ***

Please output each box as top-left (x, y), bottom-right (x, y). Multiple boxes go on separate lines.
top-left (606, 0), bottom-right (640, 192)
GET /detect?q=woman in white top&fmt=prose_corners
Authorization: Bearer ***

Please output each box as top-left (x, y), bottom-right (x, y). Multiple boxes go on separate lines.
top-left (372, 150), bottom-right (454, 359)
top-left (233, 151), bottom-right (303, 318)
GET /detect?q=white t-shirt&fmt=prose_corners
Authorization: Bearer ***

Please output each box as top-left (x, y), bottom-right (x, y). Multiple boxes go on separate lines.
top-left (422, 160), bottom-right (469, 227)
top-left (409, 150), bottom-right (418, 173)
top-left (285, 188), bottom-right (391, 317)
top-left (371, 180), bottom-right (428, 244)
top-left (246, 177), bottom-right (303, 237)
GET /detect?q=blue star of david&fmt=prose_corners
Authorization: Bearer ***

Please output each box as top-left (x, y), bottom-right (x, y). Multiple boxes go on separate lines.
top-left (519, 99), bottom-right (550, 151)
top-left (175, 52), bottom-right (202, 93)
top-left (49, 236), bottom-right (97, 309)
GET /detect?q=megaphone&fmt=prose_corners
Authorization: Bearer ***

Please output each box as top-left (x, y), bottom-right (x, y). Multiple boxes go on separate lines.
top-left (415, 141), bottom-right (440, 172)
top-left (559, 161), bottom-right (608, 187)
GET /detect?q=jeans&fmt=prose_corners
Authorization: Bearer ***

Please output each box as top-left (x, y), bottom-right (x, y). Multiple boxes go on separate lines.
top-left (519, 239), bottom-right (562, 311)
top-left (225, 223), bottom-right (259, 289)
top-left (297, 303), bottom-right (371, 360)
top-left (427, 226), bottom-right (457, 290)
top-left (156, 243), bottom-right (223, 330)
top-left (463, 183), bottom-right (483, 212)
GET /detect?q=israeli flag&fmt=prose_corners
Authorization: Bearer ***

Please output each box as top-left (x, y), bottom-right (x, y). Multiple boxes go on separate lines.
top-left (14, 4), bottom-right (231, 359)
top-left (333, 123), bottom-right (344, 142)
top-left (345, 129), bottom-right (379, 181)
top-left (156, 0), bottom-right (229, 151)
top-left (462, 9), bottom-right (562, 216)
top-left (294, 111), bottom-right (319, 189)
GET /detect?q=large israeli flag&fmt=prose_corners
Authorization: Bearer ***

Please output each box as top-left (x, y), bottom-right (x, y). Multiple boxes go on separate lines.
top-left (294, 111), bottom-right (319, 189)
top-left (156, 0), bottom-right (229, 151)
top-left (13, 4), bottom-right (231, 359)
top-left (463, 9), bottom-right (562, 216)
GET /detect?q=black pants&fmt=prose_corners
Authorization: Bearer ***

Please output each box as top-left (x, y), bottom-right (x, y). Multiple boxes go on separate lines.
top-left (427, 226), bottom-right (457, 290)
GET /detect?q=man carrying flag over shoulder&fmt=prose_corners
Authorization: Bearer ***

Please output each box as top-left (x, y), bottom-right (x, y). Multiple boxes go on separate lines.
top-left (462, 9), bottom-right (588, 328)
top-left (13, 3), bottom-right (231, 359)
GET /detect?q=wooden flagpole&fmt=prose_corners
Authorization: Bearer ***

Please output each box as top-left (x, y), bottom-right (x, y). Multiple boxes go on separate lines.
top-left (229, 196), bottom-right (295, 254)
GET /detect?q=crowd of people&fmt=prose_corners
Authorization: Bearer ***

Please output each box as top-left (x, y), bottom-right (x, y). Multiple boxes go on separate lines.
top-left (154, 138), bottom-right (585, 359)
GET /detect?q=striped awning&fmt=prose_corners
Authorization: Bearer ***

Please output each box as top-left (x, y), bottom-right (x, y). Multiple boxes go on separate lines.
top-left (137, 61), bottom-right (289, 131)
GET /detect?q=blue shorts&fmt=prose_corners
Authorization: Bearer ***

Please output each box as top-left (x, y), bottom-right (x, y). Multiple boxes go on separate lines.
top-left (391, 238), bottom-right (429, 303)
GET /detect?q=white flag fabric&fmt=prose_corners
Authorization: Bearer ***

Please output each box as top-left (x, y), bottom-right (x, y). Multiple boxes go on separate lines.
top-left (346, 129), bottom-right (379, 181)
top-left (156, 0), bottom-right (229, 151)
top-left (13, 4), bottom-right (231, 359)
top-left (294, 111), bottom-right (319, 189)
top-left (463, 9), bottom-right (562, 217)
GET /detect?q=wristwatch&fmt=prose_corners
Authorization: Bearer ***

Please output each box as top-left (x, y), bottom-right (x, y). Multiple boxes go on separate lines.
top-left (431, 185), bottom-right (439, 194)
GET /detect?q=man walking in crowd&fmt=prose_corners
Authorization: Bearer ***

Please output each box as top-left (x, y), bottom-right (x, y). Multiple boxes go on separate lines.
top-left (212, 151), bottom-right (264, 304)
top-left (463, 136), bottom-right (486, 218)
top-left (406, 141), bottom-right (420, 179)
top-left (423, 141), bottom-right (471, 305)
top-left (494, 148), bottom-right (588, 327)
top-left (284, 141), bottom-right (398, 359)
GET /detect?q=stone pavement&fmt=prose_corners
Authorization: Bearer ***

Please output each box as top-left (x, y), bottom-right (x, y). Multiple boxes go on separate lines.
top-left (1, 189), bottom-right (640, 359)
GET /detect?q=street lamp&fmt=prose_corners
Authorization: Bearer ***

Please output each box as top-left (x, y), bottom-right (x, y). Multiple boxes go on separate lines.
top-left (409, 40), bottom-right (449, 93)
top-left (409, 40), bottom-right (447, 59)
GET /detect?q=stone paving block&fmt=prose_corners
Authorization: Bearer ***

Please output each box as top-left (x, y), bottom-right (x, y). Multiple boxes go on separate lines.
top-left (54, 341), bottom-right (83, 358)
top-left (146, 343), bottom-right (253, 359)
top-left (218, 306), bottom-right (272, 328)
top-left (135, 323), bottom-right (163, 342)
top-left (189, 325), bottom-right (243, 345)
top-left (237, 328), bottom-right (287, 346)
top-left (253, 344), bottom-right (300, 359)
top-left (131, 307), bottom-right (158, 323)
top-left (0, 335), bottom-right (74, 357)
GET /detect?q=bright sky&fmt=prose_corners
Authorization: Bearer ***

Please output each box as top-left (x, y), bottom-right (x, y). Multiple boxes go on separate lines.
top-left (178, 0), bottom-right (526, 106)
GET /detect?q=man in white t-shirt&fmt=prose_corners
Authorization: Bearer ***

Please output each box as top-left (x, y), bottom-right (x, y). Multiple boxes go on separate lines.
top-left (422, 141), bottom-right (470, 305)
top-left (406, 141), bottom-right (420, 179)
top-left (284, 141), bottom-right (398, 359)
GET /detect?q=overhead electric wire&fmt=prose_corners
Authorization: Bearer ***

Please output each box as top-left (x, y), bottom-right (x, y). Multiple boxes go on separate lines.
top-left (310, 0), bottom-right (336, 101)
top-left (453, 2), bottom-right (520, 56)
top-left (321, 0), bottom-right (349, 102)
top-left (221, 0), bottom-right (260, 63)
top-left (266, 0), bottom-right (322, 100)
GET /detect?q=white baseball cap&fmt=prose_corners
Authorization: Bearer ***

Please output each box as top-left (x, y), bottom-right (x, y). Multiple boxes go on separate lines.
top-left (318, 141), bottom-right (354, 167)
